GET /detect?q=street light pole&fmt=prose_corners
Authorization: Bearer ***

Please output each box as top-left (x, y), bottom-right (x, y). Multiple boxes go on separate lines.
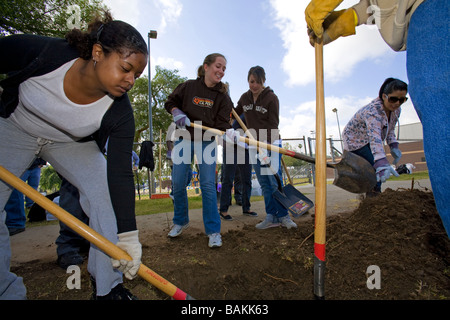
top-left (148, 30), bottom-right (157, 142)
top-left (148, 30), bottom-right (157, 195)
top-left (332, 108), bottom-right (343, 152)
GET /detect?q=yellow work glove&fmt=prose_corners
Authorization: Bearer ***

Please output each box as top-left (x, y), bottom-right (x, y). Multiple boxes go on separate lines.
top-left (308, 9), bottom-right (357, 46)
top-left (305, 0), bottom-right (344, 38)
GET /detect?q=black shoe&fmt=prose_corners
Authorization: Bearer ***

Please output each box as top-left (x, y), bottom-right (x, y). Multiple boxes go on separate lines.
top-left (91, 280), bottom-right (138, 300)
top-left (8, 228), bottom-right (25, 236)
top-left (220, 212), bottom-right (233, 221)
top-left (57, 251), bottom-right (85, 269)
top-left (243, 211), bottom-right (258, 217)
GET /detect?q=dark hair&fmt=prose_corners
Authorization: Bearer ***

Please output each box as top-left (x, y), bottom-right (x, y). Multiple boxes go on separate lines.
top-left (65, 10), bottom-right (148, 60)
top-left (197, 53), bottom-right (228, 94)
top-left (248, 66), bottom-right (266, 84)
top-left (378, 77), bottom-right (408, 99)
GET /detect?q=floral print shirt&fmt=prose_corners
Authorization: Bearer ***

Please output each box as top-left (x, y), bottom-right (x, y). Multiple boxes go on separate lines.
top-left (342, 97), bottom-right (401, 161)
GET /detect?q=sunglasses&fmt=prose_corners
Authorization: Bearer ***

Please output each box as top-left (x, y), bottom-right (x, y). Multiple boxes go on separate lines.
top-left (385, 94), bottom-right (408, 104)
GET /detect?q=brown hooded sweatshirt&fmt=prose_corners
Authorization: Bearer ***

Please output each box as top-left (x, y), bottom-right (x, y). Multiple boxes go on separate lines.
top-left (165, 76), bottom-right (232, 140)
top-left (235, 86), bottom-right (280, 143)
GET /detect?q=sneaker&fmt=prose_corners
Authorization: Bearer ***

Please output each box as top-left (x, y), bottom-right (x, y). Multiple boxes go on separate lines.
top-left (280, 215), bottom-right (298, 229)
top-left (208, 233), bottom-right (222, 248)
top-left (92, 282), bottom-right (138, 300)
top-left (243, 211), bottom-right (258, 217)
top-left (57, 251), bottom-right (85, 269)
top-left (256, 215), bottom-right (280, 229)
top-left (168, 223), bottom-right (189, 238)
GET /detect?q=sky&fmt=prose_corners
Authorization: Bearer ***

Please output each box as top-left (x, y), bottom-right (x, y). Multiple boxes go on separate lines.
top-left (106, 0), bottom-right (421, 152)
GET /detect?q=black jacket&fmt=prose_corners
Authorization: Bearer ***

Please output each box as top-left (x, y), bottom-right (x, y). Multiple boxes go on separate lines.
top-left (0, 34), bottom-right (137, 233)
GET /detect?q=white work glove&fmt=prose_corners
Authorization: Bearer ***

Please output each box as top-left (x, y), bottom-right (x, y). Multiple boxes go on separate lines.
top-left (111, 230), bottom-right (142, 280)
top-left (374, 158), bottom-right (399, 183)
top-left (224, 128), bottom-right (240, 144)
top-left (257, 148), bottom-right (271, 166)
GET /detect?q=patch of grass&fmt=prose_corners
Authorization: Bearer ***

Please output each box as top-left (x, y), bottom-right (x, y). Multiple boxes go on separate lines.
top-left (135, 194), bottom-right (264, 216)
top-left (135, 196), bottom-right (202, 216)
top-left (389, 170), bottom-right (429, 181)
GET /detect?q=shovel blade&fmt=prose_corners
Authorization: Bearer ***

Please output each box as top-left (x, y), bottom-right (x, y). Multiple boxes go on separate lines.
top-left (332, 150), bottom-right (377, 194)
top-left (273, 184), bottom-right (314, 218)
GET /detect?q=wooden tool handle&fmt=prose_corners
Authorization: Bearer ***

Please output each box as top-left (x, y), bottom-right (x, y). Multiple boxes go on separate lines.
top-left (0, 165), bottom-right (193, 300)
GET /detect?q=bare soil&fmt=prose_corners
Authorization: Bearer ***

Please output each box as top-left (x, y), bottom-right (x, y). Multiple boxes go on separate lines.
top-left (11, 186), bottom-right (450, 301)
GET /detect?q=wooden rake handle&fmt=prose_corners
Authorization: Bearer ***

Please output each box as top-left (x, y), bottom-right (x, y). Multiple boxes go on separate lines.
top-left (190, 121), bottom-right (334, 168)
top-left (230, 109), bottom-right (292, 184)
top-left (0, 165), bottom-right (194, 300)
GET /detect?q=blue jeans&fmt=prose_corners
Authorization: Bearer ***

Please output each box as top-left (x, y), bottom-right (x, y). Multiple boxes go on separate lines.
top-left (4, 189), bottom-right (26, 229)
top-left (251, 143), bottom-right (288, 218)
top-left (172, 139), bottom-right (220, 235)
top-left (350, 144), bottom-right (382, 192)
top-left (219, 143), bottom-right (252, 213)
top-left (407, 0), bottom-right (450, 237)
top-left (4, 167), bottom-right (40, 229)
top-left (21, 166), bottom-right (41, 208)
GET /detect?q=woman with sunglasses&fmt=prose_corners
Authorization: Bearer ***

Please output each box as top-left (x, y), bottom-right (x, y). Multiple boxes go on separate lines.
top-left (342, 78), bottom-right (408, 196)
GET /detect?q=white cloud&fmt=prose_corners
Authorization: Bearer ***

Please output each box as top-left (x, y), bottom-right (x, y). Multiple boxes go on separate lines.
top-left (279, 95), bottom-right (368, 140)
top-left (154, 0), bottom-right (183, 34)
top-left (155, 57), bottom-right (184, 72)
top-left (270, 0), bottom-right (392, 87)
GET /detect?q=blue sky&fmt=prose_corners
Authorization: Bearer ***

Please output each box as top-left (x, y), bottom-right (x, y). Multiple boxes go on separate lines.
top-left (107, 0), bottom-right (420, 152)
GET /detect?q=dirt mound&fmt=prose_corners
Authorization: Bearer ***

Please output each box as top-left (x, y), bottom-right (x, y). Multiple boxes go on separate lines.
top-left (11, 188), bottom-right (450, 300)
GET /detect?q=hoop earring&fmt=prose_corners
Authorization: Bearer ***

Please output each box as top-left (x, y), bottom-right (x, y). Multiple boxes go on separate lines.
top-left (93, 59), bottom-right (97, 69)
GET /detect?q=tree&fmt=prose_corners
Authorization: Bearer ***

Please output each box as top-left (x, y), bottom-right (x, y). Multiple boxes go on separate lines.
top-left (0, 0), bottom-right (107, 37)
top-left (282, 142), bottom-right (307, 167)
top-left (128, 66), bottom-right (187, 189)
top-left (39, 165), bottom-right (62, 193)
top-left (129, 66), bottom-right (187, 144)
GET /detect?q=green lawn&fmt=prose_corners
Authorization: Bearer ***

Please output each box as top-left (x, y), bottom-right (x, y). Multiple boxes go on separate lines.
top-left (135, 195), bottom-right (265, 216)
top-left (26, 171), bottom-right (429, 228)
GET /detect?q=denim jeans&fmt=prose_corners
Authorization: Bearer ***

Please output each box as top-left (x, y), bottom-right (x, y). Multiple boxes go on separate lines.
top-left (250, 142), bottom-right (288, 219)
top-left (350, 144), bottom-right (382, 192)
top-left (172, 139), bottom-right (220, 235)
top-left (20, 166), bottom-right (41, 208)
top-left (407, 0), bottom-right (450, 237)
top-left (4, 167), bottom-right (41, 229)
top-left (219, 142), bottom-right (252, 213)
top-left (4, 189), bottom-right (26, 229)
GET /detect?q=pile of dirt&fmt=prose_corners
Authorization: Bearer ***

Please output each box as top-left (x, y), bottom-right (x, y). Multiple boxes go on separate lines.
top-left (11, 188), bottom-right (450, 300)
